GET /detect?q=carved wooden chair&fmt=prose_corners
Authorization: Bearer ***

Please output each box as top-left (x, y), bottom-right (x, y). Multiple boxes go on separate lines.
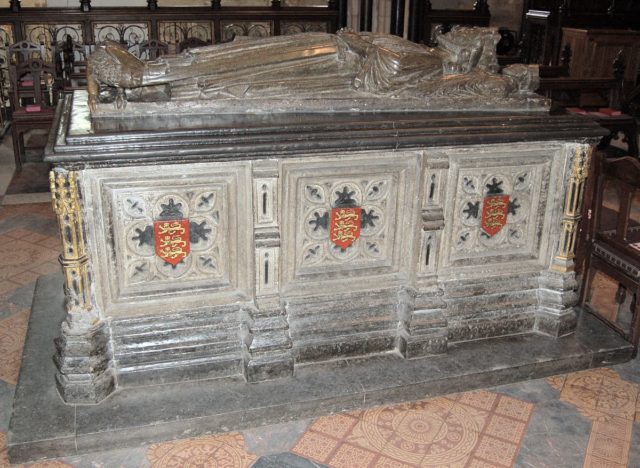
top-left (8, 58), bottom-right (59, 170)
top-left (8, 40), bottom-right (45, 64)
top-left (579, 153), bottom-right (640, 352)
top-left (139, 39), bottom-right (169, 60)
top-left (54, 36), bottom-right (90, 91)
top-left (538, 51), bottom-right (639, 158)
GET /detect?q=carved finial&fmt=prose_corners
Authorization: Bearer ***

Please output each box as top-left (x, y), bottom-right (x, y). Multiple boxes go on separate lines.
top-left (425, 0), bottom-right (432, 12)
top-left (328, 0), bottom-right (337, 9)
top-left (9, 0), bottom-right (20, 12)
top-left (80, 0), bottom-right (91, 11)
top-left (147, 0), bottom-right (158, 10)
top-left (271, 0), bottom-right (281, 7)
top-left (211, 0), bottom-right (221, 9)
top-left (613, 50), bottom-right (625, 80)
top-left (608, 0), bottom-right (617, 17)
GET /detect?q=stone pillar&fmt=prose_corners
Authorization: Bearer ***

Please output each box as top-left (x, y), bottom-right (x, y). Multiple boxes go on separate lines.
top-left (536, 145), bottom-right (592, 337)
top-left (396, 154), bottom-right (448, 358)
top-left (242, 161), bottom-right (294, 382)
top-left (50, 170), bottom-right (116, 404)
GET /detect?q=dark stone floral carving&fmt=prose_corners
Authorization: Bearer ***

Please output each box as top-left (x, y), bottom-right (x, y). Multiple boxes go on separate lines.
top-left (486, 178), bottom-right (504, 195)
top-left (132, 226), bottom-right (154, 246)
top-left (158, 199), bottom-right (184, 219)
top-left (463, 201), bottom-right (480, 219)
top-left (334, 187), bottom-right (357, 207)
top-left (508, 198), bottom-right (520, 215)
top-left (361, 209), bottom-right (379, 228)
top-left (309, 212), bottom-right (329, 231)
top-left (190, 221), bottom-right (212, 243)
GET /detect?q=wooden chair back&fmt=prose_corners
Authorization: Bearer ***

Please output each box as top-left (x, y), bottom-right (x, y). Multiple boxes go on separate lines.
top-left (580, 154), bottom-right (640, 351)
top-left (8, 58), bottom-right (58, 111)
top-left (139, 39), bottom-right (169, 60)
top-left (8, 40), bottom-right (44, 64)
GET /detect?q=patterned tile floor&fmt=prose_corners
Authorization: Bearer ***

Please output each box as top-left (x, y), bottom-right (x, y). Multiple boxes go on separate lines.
top-left (1, 138), bottom-right (640, 467)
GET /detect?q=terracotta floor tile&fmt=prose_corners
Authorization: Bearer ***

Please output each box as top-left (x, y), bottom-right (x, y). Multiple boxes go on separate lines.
top-left (561, 368), bottom-right (638, 422)
top-left (4, 228), bottom-right (36, 240)
top-left (453, 390), bottom-right (497, 412)
top-left (0, 310), bottom-right (30, 385)
top-left (21, 232), bottom-right (50, 244)
top-left (308, 413), bottom-right (358, 439)
top-left (546, 374), bottom-right (567, 392)
top-left (29, 261), bottom-right (60, 276)
top-left (329, 443), bottom-right (377, 468)
top-left (37, 237), bottom-right (61, 250)
top-left (0, 280), bottom-right (20, 297)
top-left (292, 391), bottom-right (537, 468)
top-left (146, 432), bottom-right (256, 468)
top-left (0, 432), bottom-right (8, 468)
top-left (467, 457), bottom-right (504, 468)
top-left (472, 434), bottom-right (517, 466)
top-left (10, 270), bottom-right (41, 287)
top-left (591, 416), bottom-right (633, 442)
top-left (291, 429), bottom-right (340, 464)
top-left (374, 454), bottom-right (417, 468)
top-left (585, 421), bottom-right (631, 466)
top-left (494, 395), bottom-right (535, 422)
top-left (483, 414), bottom-right (527, 443)
top-left (0, 240), bottom-right (59, 280)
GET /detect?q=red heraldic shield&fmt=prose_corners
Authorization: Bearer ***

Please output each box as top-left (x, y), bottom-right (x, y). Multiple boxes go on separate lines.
top-left (481, 195), bottom-right (510, 237)
top-left (330, 207), bottom-right (362, 249)
top-left (154, 219), bottom-right (190, 266)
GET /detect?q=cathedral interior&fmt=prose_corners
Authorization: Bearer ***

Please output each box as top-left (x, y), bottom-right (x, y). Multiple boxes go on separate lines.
top-left (1, 1), bottom-right (640, 467)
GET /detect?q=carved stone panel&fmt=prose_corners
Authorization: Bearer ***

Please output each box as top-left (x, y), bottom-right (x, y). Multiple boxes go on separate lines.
top-left (81, 162), bottom-right (253, 317)
top-left (281, 152), bottom-right (421, 295)
top-left (440, 144), bottom-right (565, 274)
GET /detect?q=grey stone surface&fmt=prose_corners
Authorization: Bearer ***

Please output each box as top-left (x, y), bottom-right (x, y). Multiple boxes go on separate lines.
top-left (0, 380), bottom-right (15, 432)
top-left (243, 419), bottom-right (311, 456)
top-left (252, 452), bottom-right (326, 468)
top-left (514, 400), bottom-right (591, 468)
top-left (7, 275), bottom-right (76, 463)
top-left (628, 422), bottom-right (640, 468)
top-left (8, 273), bottom-right (633, 463)
top-left (62, 446), bottom-right (150, 468)
top-left (492, 377), bottom-right (564, 405)
top-left (5, 283), bottom-right (36, 310)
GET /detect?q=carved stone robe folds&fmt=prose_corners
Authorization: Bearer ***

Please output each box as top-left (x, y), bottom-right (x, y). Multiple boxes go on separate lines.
top-left (87, 28), bottom-right (541, 109)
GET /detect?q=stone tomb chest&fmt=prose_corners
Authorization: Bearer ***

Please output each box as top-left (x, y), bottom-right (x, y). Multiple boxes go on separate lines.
top-left (40, 90), bottom-right (606, 406)
top-left (10, 31), bottom-right (633, 463)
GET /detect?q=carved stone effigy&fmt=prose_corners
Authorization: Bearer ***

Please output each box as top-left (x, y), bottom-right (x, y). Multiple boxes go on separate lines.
top-left (7, 26), bottom-right (630, 463)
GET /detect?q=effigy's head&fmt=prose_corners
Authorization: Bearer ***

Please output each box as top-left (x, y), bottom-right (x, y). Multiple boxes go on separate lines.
top-left (435, 26), bottom-right (500, 75)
